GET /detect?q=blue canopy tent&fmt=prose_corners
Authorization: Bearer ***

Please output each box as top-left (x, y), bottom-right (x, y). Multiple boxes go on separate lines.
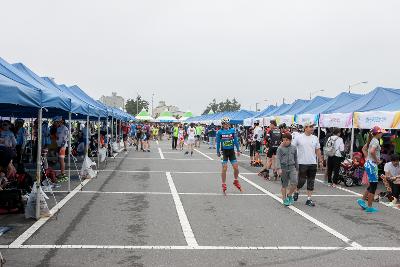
top-left (12, 63), bottom-right (91, 119)
top-left (67, 85), bottom-right (108, 118)
top-left (227, 110), bottom-right (257, 124)
top-left (265, 103), bottom-right (290, 116)
top-left (292, 96), bottom-right (331, 115)
top-left (0, 57), bottom-right (72, 118)
top-left (376, 99), bottom-right (400, 112)
top-left (305, 92), bottom-right (362, 115)
top-left (294, 93), bottom-right (361, 127)
top-left (0, 74), bottom-right (42, 117)
top-left (276, 99), bottom-right (310, 116)
top-left (255, 105), bottom-right (278, 118)
top-left (187, 113), bottom-right (211, 123)
top-left (334, 87), bottom-right (400, 113)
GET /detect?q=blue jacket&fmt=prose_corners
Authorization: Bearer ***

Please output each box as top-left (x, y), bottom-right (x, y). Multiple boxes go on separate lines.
top-left (216, 128), bottom-right (240, 153)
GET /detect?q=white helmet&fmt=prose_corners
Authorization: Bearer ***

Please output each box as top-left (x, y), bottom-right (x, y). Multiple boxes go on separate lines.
top-left (221, 117), bottom-right (230, 125)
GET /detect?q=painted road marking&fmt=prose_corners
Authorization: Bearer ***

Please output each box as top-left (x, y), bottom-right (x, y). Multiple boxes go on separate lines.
top-left (158, 147), bottom-right (165, 159)
top-left (9, 179), bottom-right (91, 247)
top-left (98, 170), bottom-right (270, 177)
top-left (165, 172), bottom-right (198, 247)
top-left (194, 148), bottom-right (214, 160)
top-left (50, 191), bottom-right (360, 197)
top-left (2, 244), bottom-right (400, 251)
top-left (239, 174), bottom-right (362, 248)
top-left (113, 157), bottom-right (248, 161)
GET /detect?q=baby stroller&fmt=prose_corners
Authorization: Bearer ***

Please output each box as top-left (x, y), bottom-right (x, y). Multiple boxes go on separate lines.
top-left (338, 152), bottom-right (365, 187)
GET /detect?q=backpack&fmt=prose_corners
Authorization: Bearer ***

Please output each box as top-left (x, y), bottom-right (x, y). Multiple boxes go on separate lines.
top-left (325, 136), bottom-right (338, 157)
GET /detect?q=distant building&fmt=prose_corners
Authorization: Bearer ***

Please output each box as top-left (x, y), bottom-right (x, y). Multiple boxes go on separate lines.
top-left (99, 92), bottom-right (125, 110)
top-left (153, 101), bottom-right (184, 118)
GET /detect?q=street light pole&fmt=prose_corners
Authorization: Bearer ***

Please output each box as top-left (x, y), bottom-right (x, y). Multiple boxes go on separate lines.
top-left (255, 102), bottom-right (260, 112)
top-left (348, 81), bottom-right (368, 93)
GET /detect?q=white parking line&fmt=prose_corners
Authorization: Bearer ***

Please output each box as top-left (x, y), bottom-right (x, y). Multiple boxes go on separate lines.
top-left (3, 244), bottom-right (400, 251)
top-left (114, 157), bottom-right (218, 161)
top-left (239, 174), bottom-right (362, 248)
top-left (194, 148), bottom-right (214, 160)
top-left (98, 170), bottom-right (271, 175)
top-left (165, 172), bottom-right (198, 247)
top-left (9, 179), bottom-right (91, 247)
top-left (50, 190), bottom-right (360, 197)
top-left (158, 147), bottom-right (165, 159)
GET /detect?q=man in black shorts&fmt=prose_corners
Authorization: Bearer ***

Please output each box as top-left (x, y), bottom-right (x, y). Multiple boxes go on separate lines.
top-left (292, 122), bottom-right (324, 207)
top-left (259, 120), bottom-right (281, 180)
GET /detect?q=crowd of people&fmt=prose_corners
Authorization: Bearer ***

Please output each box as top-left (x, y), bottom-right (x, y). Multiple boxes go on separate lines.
top-left (1, 115), bottom-right (400, 214)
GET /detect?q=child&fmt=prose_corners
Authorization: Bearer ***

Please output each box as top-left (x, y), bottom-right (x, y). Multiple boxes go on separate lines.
top-left (275, 133), bottom-right (298, 206)
top-left (382, 154), bottom-right (400, 206)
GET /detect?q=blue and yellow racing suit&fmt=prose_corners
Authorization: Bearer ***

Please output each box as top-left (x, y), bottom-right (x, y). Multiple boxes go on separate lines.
top-left (216, 128), bottom-right (240, 165)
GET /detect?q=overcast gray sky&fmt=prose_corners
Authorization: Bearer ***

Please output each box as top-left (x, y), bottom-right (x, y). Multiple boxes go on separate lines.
top-left (2, 0), bottom-right (400, 115)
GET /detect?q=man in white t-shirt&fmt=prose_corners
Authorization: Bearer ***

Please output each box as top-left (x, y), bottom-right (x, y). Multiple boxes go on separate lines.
top-left (185, 123), bottom-right (196, 156)
top-left (292, 122), bottom-right (323, 207)
top-left (383, 154), bottom-right (400, 206)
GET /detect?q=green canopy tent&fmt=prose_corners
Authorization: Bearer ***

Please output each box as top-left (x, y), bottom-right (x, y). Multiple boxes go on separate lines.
top-left (135, 109), bottom-right (154, 121)
top-left (156, 110), bottom-right (178, 122)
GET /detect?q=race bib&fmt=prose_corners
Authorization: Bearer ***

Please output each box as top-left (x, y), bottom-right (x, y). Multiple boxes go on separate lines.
top-left (223, 140), bottom-right (233, 147)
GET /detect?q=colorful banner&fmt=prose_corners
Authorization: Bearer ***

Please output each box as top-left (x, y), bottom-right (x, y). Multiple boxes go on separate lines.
top-left (275, 115), bottom-right (294, 126)
top-left (295, 114), bottom-right (319, 126)
top-left (354, 111), bottom-right (400, 129)
top-left (319, 113), bottom-right (353, 128)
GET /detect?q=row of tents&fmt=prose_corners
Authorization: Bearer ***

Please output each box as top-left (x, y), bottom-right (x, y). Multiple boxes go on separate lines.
top-left (0, 56), bottom-right (138, 219)
top-left (187, 87), bottom-right (400, 130)
top-left (0, 57), bottom-right (134, 121)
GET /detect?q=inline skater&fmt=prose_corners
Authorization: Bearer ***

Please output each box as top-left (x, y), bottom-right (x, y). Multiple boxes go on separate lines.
top-left (216, 117), bottom-right (242, 194)
top-left (185, 123), bottom-right (196, 156)
top-left (259, 120), bottom-right (281, 180)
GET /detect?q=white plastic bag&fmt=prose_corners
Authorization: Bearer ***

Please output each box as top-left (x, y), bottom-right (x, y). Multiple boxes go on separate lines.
top-left (112, 142), bottom-right (119, 153)
top-left (25, 182), bottom-right (51, 219)
top-left (80, 156), bottom-right (98, 179)
top-left (99, 148), bottom-right (107, 162)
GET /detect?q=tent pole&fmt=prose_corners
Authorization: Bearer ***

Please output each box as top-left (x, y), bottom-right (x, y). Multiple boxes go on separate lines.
top-left (111, 116), bottom-right (114, 144)
top-left (115, 119), bottom-right (118, 146)
top-left (119, 119), bottom-right (122, 146)
top-left (97, 116), bottom-right (101, 168)
top-left (35, 108), bottom-right (43, 220)
top-left (68, 112), bottom-right (71, 192)
top-left (86, 115), bottom-right (89, 156)
top-left (30, 118), bottom-right (34, 163)
top-left (350, 113), bottom-right (355, 158)
top-left (106, 117), bottom-right (109, 153)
